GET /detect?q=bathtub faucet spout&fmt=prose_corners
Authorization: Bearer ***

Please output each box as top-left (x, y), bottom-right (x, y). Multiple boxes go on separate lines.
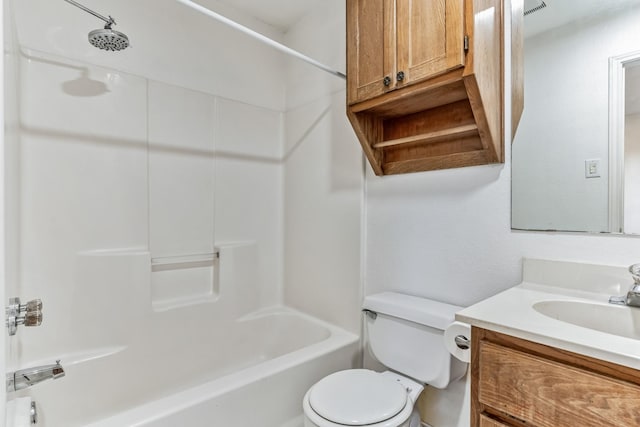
top-left (7, 360), bottom-right (65, 392)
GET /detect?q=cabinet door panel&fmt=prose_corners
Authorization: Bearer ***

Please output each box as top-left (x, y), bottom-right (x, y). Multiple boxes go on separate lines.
top-left (396, 0), bottom-right (465, 86)
top-left (347, 0), bottom-right (395, 104)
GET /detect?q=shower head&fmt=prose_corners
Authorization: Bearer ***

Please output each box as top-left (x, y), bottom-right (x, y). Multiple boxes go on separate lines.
top-left (88, 27), bottom-right (129, 51)
top-left (63, 0), bottom-right (130, 51)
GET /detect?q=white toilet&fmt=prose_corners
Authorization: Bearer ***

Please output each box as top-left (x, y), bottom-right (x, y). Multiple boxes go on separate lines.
top-left (303, 292), bottom-right (467, 427)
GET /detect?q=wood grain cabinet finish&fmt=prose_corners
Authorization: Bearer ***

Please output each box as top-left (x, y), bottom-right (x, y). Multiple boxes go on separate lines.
top-left (396, 0), bottom-right (466, 88)
top-left (347, 0), bottom-right (465, 104)
top-left (479, 414), bottom-right (511, 427)
top-left (471, 327), bottom-right (640, 427)
top-left (347, 0), bottom-right (391, 103)
top-left (346, 0), bottom-right (524, 175)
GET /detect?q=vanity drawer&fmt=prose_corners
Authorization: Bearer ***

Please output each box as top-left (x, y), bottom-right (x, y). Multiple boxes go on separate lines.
top-left (478, 340), bottom-right (640, 427)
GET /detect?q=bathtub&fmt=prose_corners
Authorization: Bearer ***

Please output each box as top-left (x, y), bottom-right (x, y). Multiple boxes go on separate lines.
top-left (19, 308), bottom-right (359, 427)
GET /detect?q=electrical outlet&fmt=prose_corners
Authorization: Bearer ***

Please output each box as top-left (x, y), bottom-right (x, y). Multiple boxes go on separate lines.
top-left (585, 159), bottom-right (601, 178)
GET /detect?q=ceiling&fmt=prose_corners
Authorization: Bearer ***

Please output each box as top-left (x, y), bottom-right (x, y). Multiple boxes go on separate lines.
top-left (215, 0), bottom-right (324, 32)
top-left (521, 0), bottom-right (640, 114)
top-left (524, 0), bottom-right (640, 38)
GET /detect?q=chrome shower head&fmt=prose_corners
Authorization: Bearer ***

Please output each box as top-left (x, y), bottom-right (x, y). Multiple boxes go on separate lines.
top-left (88, 28), bottom-right (129, 51)
top-left (63, 0), bottom-right (130, 51)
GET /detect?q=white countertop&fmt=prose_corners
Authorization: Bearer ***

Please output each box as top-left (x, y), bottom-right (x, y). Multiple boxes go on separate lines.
top-left (456, 280), bottom-right (640, 370)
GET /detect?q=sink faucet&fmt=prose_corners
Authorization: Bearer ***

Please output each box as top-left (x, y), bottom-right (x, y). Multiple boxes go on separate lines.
top-left (6, 360), bottom-right (65, 392)
top-left (609, 264), bottom-right (640, 307)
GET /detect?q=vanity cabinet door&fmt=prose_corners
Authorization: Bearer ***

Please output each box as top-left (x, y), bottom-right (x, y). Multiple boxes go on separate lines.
top-left (347, 0), bottom-right (395, 104)
top-left (346, 0), bottom-right (513, 175)
top-left (347, 0), bottom-right (465, 105)
top-left (395, 0), bottom-right (465, 88)
top-left (472, 328), bottom-right (640, 427)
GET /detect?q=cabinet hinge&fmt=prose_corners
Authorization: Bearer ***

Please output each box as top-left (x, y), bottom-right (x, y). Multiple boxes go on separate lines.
top-left (464, 35), bottom-right (469, 53)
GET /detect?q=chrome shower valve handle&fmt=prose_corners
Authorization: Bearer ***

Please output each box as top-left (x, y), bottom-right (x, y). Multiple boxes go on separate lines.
top-left (6, 297), bottom-right (43, 336)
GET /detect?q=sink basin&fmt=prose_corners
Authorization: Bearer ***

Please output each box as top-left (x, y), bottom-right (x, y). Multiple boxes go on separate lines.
top-left (533, 300), bottom-right (640, 340)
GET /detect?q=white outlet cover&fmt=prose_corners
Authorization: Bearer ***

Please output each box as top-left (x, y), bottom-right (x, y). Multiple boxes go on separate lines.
top-left (585, 159), bottom-right (601, 178)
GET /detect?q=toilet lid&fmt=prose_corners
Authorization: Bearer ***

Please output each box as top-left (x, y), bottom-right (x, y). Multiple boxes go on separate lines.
top-left (309, 370), bottom-right (408, 426)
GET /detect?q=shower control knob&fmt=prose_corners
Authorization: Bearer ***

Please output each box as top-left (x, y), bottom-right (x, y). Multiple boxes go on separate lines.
top-left (5, 297), bottom-right (44, 335)
top-left (22, 299), bottom-right (42, 313)
top-left (23, 310), bottom-right (43, 327)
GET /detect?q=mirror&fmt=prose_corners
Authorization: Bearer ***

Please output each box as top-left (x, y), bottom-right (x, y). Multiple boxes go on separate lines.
top-left (511, 0), bottom-right (640, 234)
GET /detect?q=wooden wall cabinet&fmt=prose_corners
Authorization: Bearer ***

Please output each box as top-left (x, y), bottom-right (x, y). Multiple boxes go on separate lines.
top-left (346, 0), bottom-right (523, 175)
top-left (471, 327), bottom-right (640, 427)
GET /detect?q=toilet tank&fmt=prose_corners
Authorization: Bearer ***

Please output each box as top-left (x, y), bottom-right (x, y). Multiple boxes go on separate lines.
top-left (362, 292), bottom-right (467, 389)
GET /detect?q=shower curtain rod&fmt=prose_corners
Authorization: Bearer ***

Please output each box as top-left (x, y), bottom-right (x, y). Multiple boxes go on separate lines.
top-left (175, 0), bottom-right (347, 80)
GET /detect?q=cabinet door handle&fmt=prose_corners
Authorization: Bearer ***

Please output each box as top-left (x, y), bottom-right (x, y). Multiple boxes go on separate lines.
top-left (396, 71), bottom-right (405, 82)
top-left (383, 76), bottom-right (392, 87)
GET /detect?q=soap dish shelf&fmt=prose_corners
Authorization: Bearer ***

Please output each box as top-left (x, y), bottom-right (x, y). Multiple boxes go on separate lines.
top-left (151, 251), bottom-right (219, 272)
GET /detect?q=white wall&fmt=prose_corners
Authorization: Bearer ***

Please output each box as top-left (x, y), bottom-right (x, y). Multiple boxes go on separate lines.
top-left (512, 7), bottom-right (640, 232)
top-left (283, 0), bottom-right (364, 335)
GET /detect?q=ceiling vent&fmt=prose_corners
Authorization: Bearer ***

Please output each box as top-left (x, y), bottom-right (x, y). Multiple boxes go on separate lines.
top-left (524, 0), bottom-right (547, 16)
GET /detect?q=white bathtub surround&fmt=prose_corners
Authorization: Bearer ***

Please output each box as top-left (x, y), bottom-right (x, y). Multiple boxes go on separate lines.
top-left (12, 46), bottom-right (286, 352)
top-left (79, 309), bottom-right (358, 427)
top-left (4, 1), bottom-right (21, 416)
top-left (283, 0), bottom-right (363, 336)
top-left (12, 0), bottom-right (287, 111)
top-left (5, 397), bottom-right (33, 427)
top-left (148, 82), bottom-right (216, 260)
top-left (14, 308), bottom-right (358, 426)
top-left (5, 1), bottom-right (362, 425)
top-left (146, 80), bottom-right (285, 309)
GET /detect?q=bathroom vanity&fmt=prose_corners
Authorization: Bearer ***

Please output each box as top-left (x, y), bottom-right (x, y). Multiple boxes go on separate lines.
top-left (471, 328), bottom-right (640, 427)
top-left (457, 259), bottom-right (640, 427)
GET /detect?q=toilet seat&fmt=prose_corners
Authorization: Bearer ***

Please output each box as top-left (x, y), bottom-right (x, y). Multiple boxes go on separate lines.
top-left (306, 370), bottom-right (409, 426)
